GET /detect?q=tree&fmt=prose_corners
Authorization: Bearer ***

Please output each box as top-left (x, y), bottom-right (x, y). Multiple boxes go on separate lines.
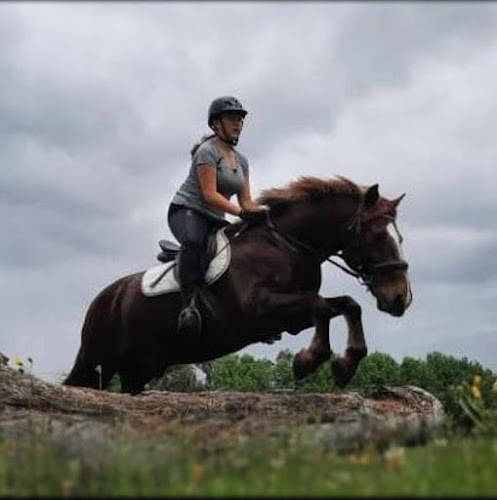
top-left (400, 356), bottom-right (437, 390)
top-left (350, 352), bottom-right (401, 387)
top-left (107, 374), bottom-right (122, 393)
top-left (210, 354), bottom-right (274, 391)
top-left (295, 359), bottom-right (334, 392)
top-left (272, 350), bottom-right (294, 389)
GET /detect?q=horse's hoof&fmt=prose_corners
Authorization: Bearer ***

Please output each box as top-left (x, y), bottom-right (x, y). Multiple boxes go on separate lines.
top-left (331, 359), bottom-right (350, 389)
top-left (293, 362), bottom-right (306, 380)
top-left (293, 350), bottom-right (312, 380)
top-left (178, 307), bottom-right (202, 335)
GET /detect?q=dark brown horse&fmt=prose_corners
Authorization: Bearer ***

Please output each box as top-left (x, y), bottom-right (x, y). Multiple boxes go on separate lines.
top-left (64, 176), bottom-right (412, 394)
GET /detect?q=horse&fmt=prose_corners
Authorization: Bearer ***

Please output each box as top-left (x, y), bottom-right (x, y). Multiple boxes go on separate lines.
top-left (63, 176), bottom-right (412, 394)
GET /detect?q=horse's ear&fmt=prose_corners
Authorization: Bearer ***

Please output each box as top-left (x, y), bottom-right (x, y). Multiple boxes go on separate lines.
top-left (364, 184), bottom-right (379, 208)
top-left (392, 193), bottom-right (406, 207)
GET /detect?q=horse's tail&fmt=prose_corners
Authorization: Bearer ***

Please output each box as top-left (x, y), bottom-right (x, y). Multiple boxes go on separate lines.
top-left (63, 278), bottom-right (127, 389)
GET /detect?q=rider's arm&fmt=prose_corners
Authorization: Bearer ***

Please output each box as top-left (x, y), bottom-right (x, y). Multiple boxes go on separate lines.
top-left (197, 164), bottom-right (242, 216)
top-left (237, 176), bottom-right (262, 212)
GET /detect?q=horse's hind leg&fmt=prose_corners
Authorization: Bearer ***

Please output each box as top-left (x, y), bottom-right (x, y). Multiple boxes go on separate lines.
top-left (119, 368), bottom-right (146, 395)
top-left (63, 348), bottom-right (98, 388)
top-left (118, 354), bottom-right (164, 395)
top-left (63, 347), bottom-right (117, 390)
top-left (119, 369), bottom-right (150, 395)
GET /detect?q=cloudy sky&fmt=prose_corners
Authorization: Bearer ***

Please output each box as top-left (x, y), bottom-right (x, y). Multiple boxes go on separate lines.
top-left (1, 2), bottom-right (497, 383)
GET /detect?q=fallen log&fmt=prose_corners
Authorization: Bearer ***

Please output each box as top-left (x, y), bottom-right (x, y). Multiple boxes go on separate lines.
top-left (0, 352), bottom-right (445, 454)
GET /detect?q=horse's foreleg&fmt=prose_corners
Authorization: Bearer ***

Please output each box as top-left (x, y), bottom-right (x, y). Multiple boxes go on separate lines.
top-left (325, 296), bottom-right (367, 388)
top-left (292, 296), bottom-right (347, 380)
top-left (292, 319), bottom-right (331, 380)
top-left (254, 291), bottom-right (336, 380)
top-left (292, 295), bottom-right (366, 387)
top-left (253, 292), bottom-right (366, 387)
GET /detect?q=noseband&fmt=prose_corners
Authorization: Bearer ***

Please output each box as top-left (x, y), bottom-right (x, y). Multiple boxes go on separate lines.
top-left (342, 211), bottom-right (409, 286)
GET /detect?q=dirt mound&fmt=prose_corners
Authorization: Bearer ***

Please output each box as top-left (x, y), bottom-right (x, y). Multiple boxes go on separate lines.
top-left (0, 353), bottom-right (445, 453)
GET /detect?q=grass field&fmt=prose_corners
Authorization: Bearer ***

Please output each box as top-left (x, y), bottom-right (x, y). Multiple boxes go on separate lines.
top-left (1, 428), bottom-right (496, 497)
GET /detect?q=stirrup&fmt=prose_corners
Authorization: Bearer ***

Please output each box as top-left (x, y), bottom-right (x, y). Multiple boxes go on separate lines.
top-left (178, 305), bottom-right (202, 335)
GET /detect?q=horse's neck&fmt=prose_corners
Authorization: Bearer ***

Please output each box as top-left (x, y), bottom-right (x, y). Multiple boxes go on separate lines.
top-left (272, 197), bottom-right (357, 255)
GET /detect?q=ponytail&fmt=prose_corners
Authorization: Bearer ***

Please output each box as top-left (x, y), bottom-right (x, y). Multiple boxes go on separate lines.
top-left (190, 133), bottom-right (215, 157)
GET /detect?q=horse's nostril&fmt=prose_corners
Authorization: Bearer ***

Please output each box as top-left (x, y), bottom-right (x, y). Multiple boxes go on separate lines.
top-left (393, 294), bottom-right (405, 309)
top-left (389, 294), bottom-right (406, 316)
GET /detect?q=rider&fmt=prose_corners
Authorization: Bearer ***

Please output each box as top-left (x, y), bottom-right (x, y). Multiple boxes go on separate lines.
top-left (168, 96), bottom-right (267, 334)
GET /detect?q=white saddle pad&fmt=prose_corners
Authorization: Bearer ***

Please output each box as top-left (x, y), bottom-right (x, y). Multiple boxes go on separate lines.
top-left (141, 229), bottom-right (231, 297)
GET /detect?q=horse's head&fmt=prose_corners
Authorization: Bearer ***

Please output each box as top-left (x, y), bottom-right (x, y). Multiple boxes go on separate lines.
top-left (340, 185), bottom-right (413, 317)
top-left (258, 176), bottom-right (413, 316)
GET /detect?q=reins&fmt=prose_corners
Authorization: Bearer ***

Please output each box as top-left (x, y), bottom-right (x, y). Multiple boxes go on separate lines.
top-left (153, 196), bottom-right (407, 290)
top-left (211, 211), bottom-right (365, 284)
top-left (262, 213), bottom-right (367, 284)
top-left (212, 216), bottom-right (362, 282)
top-left (260, 200), bottom-right (408, 288)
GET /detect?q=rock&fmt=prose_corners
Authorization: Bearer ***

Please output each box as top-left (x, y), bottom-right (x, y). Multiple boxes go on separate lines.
top-left (0, 352), bottom-right (8, 366)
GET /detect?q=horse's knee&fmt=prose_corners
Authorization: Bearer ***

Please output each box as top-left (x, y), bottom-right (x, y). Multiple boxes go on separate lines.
top-left (346, 346), bottom-right (367, 362)
top-left (342, 296), bottom-right (362, 317)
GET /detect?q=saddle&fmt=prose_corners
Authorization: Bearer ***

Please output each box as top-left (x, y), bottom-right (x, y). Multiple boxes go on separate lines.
top-left (141, 229), bottom-right (231, 297)
top-left (156, 233), bottom-right (220, 280)
top-left (156, 240), bottom-right (181, 263)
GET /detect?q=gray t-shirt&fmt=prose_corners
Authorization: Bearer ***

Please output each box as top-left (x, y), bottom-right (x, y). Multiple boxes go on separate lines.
top-left (171, 137), bottom-right (249, 221)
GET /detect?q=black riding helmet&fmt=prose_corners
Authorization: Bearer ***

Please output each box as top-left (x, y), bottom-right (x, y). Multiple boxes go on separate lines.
top-left (208, 96), bottom-right (248, 126)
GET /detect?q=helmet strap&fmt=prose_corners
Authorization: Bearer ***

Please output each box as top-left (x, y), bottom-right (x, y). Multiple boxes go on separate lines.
top-left (213, 120), bottom-right (238, 146)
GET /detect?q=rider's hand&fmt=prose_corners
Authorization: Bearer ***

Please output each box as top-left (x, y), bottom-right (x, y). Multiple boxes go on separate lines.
top-left (239, 208), bottom-right (268, 224)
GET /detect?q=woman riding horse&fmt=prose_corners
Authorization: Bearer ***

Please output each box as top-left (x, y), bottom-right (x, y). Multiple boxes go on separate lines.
top-left (168, 96), bottom-right (266, 335)
top-left (64, 174), bottom-right (412, 395)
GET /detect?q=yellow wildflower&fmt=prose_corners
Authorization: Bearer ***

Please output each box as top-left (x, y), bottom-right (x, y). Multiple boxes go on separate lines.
top-left (349, 452), bottom-right (372, 466)
top-left (13, 356), bottom-right (24, 366)
top-left (191, 463), bottom-right (205, 483)
top-left (473, 375), bottom-right (482, 387)
top-left (358, 453), bottom-right (372, 466)
top-left (60, 479), bottom-right (74, 496)
top-left (492, 379), bottom-right (497, 392)
top-left (384, 447), bottom-right (405, 470)
top-left (471, 385), bottom-right (482, 399)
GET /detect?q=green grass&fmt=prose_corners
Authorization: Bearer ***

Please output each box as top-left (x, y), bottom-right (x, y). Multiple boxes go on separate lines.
top-left (1, 430), bottom-right (497, 497)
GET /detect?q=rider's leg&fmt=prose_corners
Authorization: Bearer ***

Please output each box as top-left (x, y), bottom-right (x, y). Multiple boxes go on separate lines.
top-left (167, 205), bottom-right (213, 332)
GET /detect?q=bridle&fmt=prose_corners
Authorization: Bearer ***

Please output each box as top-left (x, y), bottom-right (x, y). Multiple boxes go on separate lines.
top-left (260, 199), bottom-right (409, 290)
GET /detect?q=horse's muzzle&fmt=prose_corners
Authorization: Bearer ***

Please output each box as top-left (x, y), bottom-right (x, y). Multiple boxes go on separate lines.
top-left (377, 290), bottom-right (411, 317)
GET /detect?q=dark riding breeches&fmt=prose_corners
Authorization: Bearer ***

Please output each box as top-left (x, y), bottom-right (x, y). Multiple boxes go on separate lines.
top-left (167, 204), bottom-right (225, 294)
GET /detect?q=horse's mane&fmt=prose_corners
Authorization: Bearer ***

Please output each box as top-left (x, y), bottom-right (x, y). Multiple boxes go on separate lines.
top-left (257, 175), bottom-right (364, 207)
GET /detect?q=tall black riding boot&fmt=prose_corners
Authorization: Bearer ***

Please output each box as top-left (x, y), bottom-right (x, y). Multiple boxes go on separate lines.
top-left (177, 287), bottom-right (202, 335)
